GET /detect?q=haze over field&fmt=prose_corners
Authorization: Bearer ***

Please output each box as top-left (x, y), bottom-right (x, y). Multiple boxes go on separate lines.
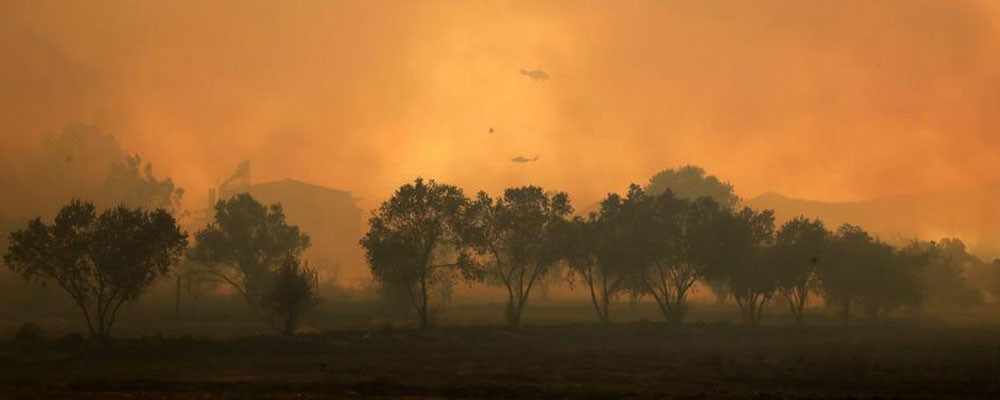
top-left (2, 0), bottom-right (1000, 248)
top-left (7, 4), bottom-right (1000, 398)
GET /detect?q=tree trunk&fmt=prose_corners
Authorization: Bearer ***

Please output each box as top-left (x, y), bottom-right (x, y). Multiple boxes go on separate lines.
top-left (754, 296), bottom-right (767, 326)
top-left (600, 293), bottom-right (611, 324)
top-left (666, 297), bottom-right (686, 325)
top-left (505, 297), bottom-right (518, 328)
top-left (668, 288), bottom-right (690, 324)
top-left (506, 290), bottom-right (530, 329)
top-left (586, 274), bottom-right (611, 324)
top-left (75, 300), bottom-right (98, 338)
top-left (283, 314), bottom-right (296, 336)
top-left (785, 289), bottom-right (806, 328)
top-left (419, 275), bottom-right (430, 330)
top-left (735, 294), bottom-right (754, 326)
top-left (650, 289), bottom-right (686, 324)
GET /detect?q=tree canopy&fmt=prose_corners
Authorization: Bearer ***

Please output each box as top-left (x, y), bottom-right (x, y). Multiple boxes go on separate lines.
top-left (4, 200), bottom-right (187, 337)
top-left (646, 165), bottom-right (738, 209)
top-left (819, 225), bottom-right (925, 325)
top-left (98, 154), bottom-right (184, 213)
top-left (360, 178), bottom-right (477, 329)
top-left (466, 186), bottom-right (572, 327)
top-left (702, 207), bottom-right (777, 326)
top-left (912, 238), bottom-right (984, 308)
top-left (773, 217), bottom-right (829, 326)
top-left (262, 259), bottom-right (320, 335)
top-left (188, 193), bottom-right (310, 315)
top-left (635, 188), bottom-right (720, 324)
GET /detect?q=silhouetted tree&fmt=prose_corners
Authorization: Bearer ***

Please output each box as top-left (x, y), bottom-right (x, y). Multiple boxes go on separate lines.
top-left (646, 165), bottom-right (738, 209)
top-left (705, 207), bottom-right (777, 326)
top-left (773, 217), bottom-right (829, 326)
top-left (99, 154), bottom-right (184, 213)
top-left (576, 189), bottom-right (657, 323)
top-left (262, 259), bottom-right (320, 335)
top-left (911, 238), bottom-right (983, 308)
top-left (552, 216), bottom-right (621, 323)
top-left (360, 178), bottom-right (477, 329)
top-left (645, 166), bottom-right (738, 304)
top-left (188, 193), bottom-right (310, 315)
top-left (818, 224), bottom-right (875, 325)
top-left (819, 225), bottom-right (925, 325)
top-left (642, 191), bottom-right (723, 324)
top-left (3, 200), bottom-right (186, 337)
top-left (0, 124), bottom-right (188, 218)
top-left (861, 241), bottom-right (926, 320)
top-left (466, 186), bottom-right (572, 328)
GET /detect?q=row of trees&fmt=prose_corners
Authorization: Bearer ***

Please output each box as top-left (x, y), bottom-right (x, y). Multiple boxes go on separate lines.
top-left (3, 194), bottom-right (320, 337)
top-left (362, 170), bottom-right (976, 329)
top-left (4, 162), bottom-right (993, 336)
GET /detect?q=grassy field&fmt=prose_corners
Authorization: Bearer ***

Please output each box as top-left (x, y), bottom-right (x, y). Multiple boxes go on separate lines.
top-left (3, 306), bottom-right (1000, 399)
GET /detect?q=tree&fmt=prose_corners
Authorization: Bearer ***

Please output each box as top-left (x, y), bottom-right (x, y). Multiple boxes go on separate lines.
top-left (588, 185), bottom-right (721, 325)
top-left (1, 125), bottom-right (185, 219)
top-left (868, 242), bottom-right (926, 319)
top-left (773, 217), bottom-right (829, 327)
top-left (819, 224), bottom-right (925, 325)
top-left (646, 165), bottom-right (738, 209)
top-left (705, 207), bottom-right (777, 326)
top-left (99, 154), bottom-right (184, 213)
top-left (552, 216), bottom-right (618, 323)
top-left (466, 186), bottom-right (572, 328)
top-left (188, 193), bottom-right (310, 315)
top-left (645, 165), bottom-right (738, 304)
top-left (642, 191), bottom-right (723, 324)
top-left (912, 238), bottom-right (983, 308)
top-left (4, 200), bottom-right (187, 338)
top-left (571, 188), bottom-right (658, 323)
top-left (262, 259), bottom-right (320, 335)
top-left (818, 224), bottom-right (875, 325)
top-left (360, 178), bottom-right (476, 330)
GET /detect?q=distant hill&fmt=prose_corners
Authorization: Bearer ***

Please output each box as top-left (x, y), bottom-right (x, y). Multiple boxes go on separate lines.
top-left (745, 184), bottom-right (1000, 258)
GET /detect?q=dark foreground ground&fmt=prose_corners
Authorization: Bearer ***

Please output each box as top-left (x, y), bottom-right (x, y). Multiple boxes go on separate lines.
top-left (2, 322), bottom-right (1000, 399)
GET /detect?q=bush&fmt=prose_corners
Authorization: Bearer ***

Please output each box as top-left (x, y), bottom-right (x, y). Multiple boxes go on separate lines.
top-left (14, 322), bottom-right (46, 344)
top-left (262, 259), bottom-right (321, 336)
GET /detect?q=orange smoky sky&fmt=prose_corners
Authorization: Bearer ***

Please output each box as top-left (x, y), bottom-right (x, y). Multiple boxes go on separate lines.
top-left (2, 0), bottom-right (1000, 213)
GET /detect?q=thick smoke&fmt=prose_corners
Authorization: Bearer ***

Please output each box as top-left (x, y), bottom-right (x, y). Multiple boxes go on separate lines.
top-left (1, 0), bottom-right (998, 225)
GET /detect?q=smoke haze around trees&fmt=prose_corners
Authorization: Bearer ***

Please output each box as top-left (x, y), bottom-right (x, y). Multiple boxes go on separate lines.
top-left (0, 128), bottom-right (998, 335)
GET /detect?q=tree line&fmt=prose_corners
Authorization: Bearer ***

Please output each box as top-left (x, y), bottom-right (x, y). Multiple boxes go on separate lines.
top-left (363, 167), bottom-right (993, 329)
top-left (3, 194), bottom-right (319, 338)
top-left (3, 165), bottom-right (995, 337)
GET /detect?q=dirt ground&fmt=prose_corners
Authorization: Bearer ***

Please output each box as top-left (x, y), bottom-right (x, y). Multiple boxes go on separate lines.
top-left (2, 322), bottom-right (1000, 399)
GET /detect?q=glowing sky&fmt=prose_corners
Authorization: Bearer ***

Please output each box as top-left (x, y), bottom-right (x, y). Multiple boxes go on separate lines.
top-left (3, 0), bottom-right (1000, 212)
